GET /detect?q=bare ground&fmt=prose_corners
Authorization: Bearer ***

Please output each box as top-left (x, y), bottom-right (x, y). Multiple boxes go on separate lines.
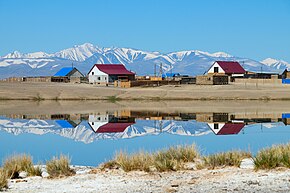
top-left (1, 82), bottom-right (290, 100)
top-left (6, 167), bottom-right (290, 193)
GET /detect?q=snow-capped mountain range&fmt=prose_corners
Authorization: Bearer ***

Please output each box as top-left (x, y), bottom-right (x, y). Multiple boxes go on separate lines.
top-left (0, 117), bottom-right (211, 144)
top-left (0, 43), bottom-right (289, 79)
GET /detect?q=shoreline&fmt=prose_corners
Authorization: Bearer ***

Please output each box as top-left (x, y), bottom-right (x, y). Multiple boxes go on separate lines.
top-left (1, 82), bottom-right (290, 101)
top-left (6, 165), bottom-right (290, 193)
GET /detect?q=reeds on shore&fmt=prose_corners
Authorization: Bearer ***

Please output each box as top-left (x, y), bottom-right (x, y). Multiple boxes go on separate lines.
top-left (254, 143), bottom-right (290, 170)
top-left (0, 169), bottom-right (8, 191)
top-left (46, 155), bottom-right (75, 178)
top-left (202, 151), bottom-right (252, 169)
top-left (2, 154), bottom-right (41, 179)
top-left (102, 144), bottom-right (200, 172)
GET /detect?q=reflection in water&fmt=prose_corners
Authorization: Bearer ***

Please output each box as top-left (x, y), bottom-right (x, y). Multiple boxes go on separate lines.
top-left (1, 110), bottom-right (290, 143)
top-left (1, 108), bottom-right (290, 166)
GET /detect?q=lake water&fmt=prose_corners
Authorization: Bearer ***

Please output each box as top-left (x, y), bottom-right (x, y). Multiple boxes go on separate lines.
top-left (1, 101), bottom-right (290, 166)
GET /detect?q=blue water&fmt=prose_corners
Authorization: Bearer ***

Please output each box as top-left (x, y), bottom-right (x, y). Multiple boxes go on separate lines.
top-left (0, 112), bottom-right (290, 166)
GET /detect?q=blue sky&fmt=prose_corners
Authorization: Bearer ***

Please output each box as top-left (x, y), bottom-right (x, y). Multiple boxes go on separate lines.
top-left (0, 0), bottom-right (289, 61)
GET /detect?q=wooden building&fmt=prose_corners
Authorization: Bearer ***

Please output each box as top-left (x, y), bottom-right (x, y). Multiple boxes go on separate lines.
top-left (196, 74), bottom-right (228, 85)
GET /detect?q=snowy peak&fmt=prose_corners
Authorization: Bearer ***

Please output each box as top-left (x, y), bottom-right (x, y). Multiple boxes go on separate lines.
top-left (54, 43), bottom-right (101, 62)
top-left (261, 58), bottom-right (290, 70)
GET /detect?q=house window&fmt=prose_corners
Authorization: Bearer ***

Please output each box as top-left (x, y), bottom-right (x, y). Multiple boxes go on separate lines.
top-left (214, 67), bottom-right (219, 73)
top-left (214, 124), bottom-right (219, 130)
top-left (92, 72), bottom-right (94, 75)
top-left (105, 77), bottom-right (106, 80)
top-left (98, 77), bottom-right (101, 80)
top-left (92, 122), bottom-right (94, 125)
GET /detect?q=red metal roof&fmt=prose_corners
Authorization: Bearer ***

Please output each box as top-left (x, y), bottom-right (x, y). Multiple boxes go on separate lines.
top-left (217, 123), bottom-right (245, 135)
top-left (216, 61), bottom-right (245, 74)
top-left (96, 122), bottom-right (134, 133)
top-left (89, 64), bottom-right (135, 75)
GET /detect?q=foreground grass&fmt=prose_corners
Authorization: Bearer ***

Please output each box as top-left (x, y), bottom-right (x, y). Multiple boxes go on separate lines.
top-left (102, 144), bottom-right (199, 172)
top-left (2, 154), bottom-right (41, 179)
top-left (0, 169), bottom-right (8, 191)
top-left (46, 155), bottom-right (75, 178)
top-left (202, 151), bottom-right (252, 169)
top-left (254, 143), bottom-right (290, 170)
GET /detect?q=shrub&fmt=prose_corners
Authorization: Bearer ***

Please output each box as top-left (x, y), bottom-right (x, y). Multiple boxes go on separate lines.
top-left (103, 144), bottom-right (199, 172)
top-left (46, 155), bottom-right (75, 178)
top-left (0, 169), bottom-right (8, 191)
top-left (2, 154), bottom-right (41, 179)
top-left (153, 144), bottom-right (199, 172)
top-left (254, 143), bottom-right (290, 170)
top-left (203, 150), bottom-right (252, 169)
top-left (114, 151), bottom-right (153, 172)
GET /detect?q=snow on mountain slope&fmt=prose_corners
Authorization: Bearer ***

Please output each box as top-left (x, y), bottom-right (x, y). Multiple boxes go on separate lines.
top-left (261, 58), bottom-right (290, 70)
top-left (0, 117), bottom-right (211, 143)
top-left (54, 43), bottom-right (101, 62)
top-left (0, 43), bottom-right (288, 78)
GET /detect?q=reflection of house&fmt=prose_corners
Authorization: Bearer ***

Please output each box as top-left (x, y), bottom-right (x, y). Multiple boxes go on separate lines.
top-left (207, 61), bottom-right (245, 77)
top-left (55, 120), bottom-right (78, 129)
top-left (88, 64), bottom-right (135, 85)
top-left (88, 113), bottom-right (135, 133)
top-left (282, 113), bottom-right (290, 125)
top-left (208, 123), bottom-right (245, 135)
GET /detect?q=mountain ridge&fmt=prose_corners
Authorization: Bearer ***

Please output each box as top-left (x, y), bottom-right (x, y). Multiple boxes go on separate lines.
top-left (0, 43), bottom-right (287, 79)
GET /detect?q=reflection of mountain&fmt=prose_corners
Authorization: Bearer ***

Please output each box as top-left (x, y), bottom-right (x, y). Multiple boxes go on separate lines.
top-left (0, 117), bottom-right (211, 144)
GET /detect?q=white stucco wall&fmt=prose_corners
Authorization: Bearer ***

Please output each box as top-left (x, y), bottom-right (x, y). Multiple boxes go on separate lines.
top-left (88, 114), bottom-right (109, 132)
top-left (88, 65), bottom-right (109, 84)
top-left (207, 62), bottom-right (225, 74)
top-left (208, 123), bottom-right (225, 135)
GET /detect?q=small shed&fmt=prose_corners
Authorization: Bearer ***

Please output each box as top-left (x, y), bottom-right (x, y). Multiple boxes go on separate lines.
top-left (52, 67), bottom-right (84, 82)
top-left (88, 64), bottom-right (135, 85)
top-left (207, 61), bottom-right (246, 77)
top-left (196, 74), bottom-right (228, 85)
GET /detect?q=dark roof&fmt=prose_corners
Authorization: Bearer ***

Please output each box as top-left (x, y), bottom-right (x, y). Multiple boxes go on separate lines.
top-left (89, 64), bottom-right (135, 75)
top-left (216, 61), bottom-right (246, 74)
top-left (95, 122), bottom-right (134, 133)
top-left (217, 123), bottom-right (245, 135)
top-left (54, 67), bottom-right (74, 76)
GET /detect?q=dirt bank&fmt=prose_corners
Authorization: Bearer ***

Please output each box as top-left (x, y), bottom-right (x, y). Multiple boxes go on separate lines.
top-left (1, 82), bottom-right (290, 100)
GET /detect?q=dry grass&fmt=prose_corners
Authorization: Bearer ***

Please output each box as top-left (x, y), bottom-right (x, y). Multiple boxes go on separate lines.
top-left (254, 143), bottom-right (290, 170)
top-left (153, 144), bottom-right (199, 172)
top-left (103, 144), bottom-right (199, 172)
top-left (46, 155), bottom-right (75, 178)
top-left (0, 169), bottom-right (8, 191)
top-left (202, 150), bottom-right (252, 169)
top-left (114, 151), bottom-right (153, 172)
top-left (2, 154), bottom-right (41, 179)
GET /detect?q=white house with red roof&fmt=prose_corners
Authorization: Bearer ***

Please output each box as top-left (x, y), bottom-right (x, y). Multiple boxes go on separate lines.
top-left (88, 64), bottom-right (135, 85)
top-left (207, 61), bottom-right (246, 77)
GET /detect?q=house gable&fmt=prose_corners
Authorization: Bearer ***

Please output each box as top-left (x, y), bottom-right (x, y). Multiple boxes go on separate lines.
top-left (207, 62), bottom-right (226, 74)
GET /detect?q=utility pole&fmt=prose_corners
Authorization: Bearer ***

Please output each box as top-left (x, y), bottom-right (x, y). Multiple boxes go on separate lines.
top-left (154, 63), bottom-right (156, 77)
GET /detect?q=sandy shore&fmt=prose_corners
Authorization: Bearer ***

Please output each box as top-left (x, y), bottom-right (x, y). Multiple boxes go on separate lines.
top-left (7, 166), bottom-right (290, 193)
top-left (1, 82), bottom-right (290, 100)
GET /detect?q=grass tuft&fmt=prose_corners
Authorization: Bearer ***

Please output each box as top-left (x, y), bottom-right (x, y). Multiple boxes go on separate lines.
top-left (103, 144), bottom-right (199, 172)
top-left (254, 143), bottom-right (290, 170)
top-left (46, 155), bottom-right (75, 178)
top-left (106, 96), bottom-right (121, 103)
top-left (2, 154), bottom-right (41, 179)
top-left (114, 151), bottom-right (153, 172)
top-left (0, 169), bottom-right (8, 191)
top-left (202, 150), bottom-right (252, 169)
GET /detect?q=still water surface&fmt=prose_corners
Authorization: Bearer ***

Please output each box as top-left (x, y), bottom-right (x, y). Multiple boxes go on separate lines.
top-left (1, 104), bottom-right (290, 166)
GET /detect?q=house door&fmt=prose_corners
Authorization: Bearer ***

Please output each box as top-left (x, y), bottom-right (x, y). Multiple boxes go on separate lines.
top-left (214, 67), bottom-right (219, 73)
